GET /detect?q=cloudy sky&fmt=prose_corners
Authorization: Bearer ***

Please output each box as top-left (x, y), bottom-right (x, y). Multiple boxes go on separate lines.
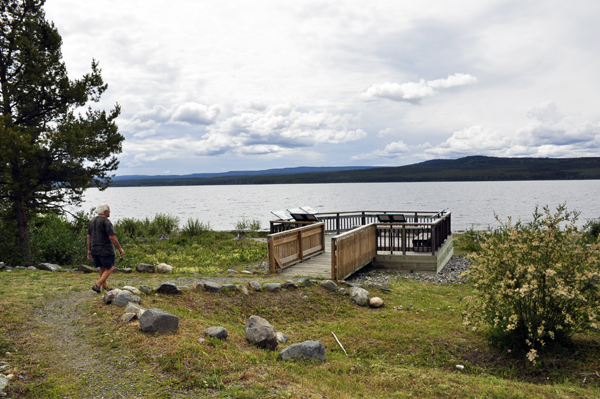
top-left (45, 0), bottom-right (600, 176)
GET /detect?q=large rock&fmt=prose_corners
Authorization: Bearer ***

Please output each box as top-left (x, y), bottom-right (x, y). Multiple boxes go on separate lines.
top-left (136, 263), bottom-right (155, 273)
top-left (222, 284), bottom-right (237, 292)
top-left (112, 290), bottom-right (142, 308)
top-left (140, 285), bottom-right (153, 294)
top-left (204, 282), bottom-right (222, 293)
top-left (237, 284), bottom-right (249, 295)
top-left (38, 263), bottom-right (61, 272)
top-left (349, 287), bottom-right (370, 306)
top-left (248, 281), bottom-right (262, 292)
top-left (156, 263), bottom-right (173, 273)
top-left (78, 264), bottom-right (95, 273)
top-left (245, 315), bottom-right (278, 350)
top-left (123, 286), bottom-right (142, 295)
top-left (156, 282), bottom-right (181, 295)
top-left (369, 297), bottom-right (384, 308)
top-left (320, 280), bottom-right (339, 291)
top-left (263, 283), bottom-right (281, 292)
top-left (125, 302), bottom-right (146, 317)
top-left (296, 277), bottom-right (312, 287)
top-left (192, 282), bottom-right (205, 292)
top-left (204, 326), bottom-right (228, 340)
top-left (139, 308), bottom-right (179, 334)
top-left (279, 340), bottom-right (326, 362)
top-left (276, 332), bottom-right (289, 344)
top-left (282, 280), bottom-right (298, 289)
top-left (103, 289), bottom-right (122, 304)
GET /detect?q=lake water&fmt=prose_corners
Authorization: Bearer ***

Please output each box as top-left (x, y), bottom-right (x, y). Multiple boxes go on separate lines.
top-left (78, 180), bottom-right (600, 232)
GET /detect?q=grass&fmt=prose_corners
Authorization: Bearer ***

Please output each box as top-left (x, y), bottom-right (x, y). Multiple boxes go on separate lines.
top-left (1, 268), bottom-right (599, 398)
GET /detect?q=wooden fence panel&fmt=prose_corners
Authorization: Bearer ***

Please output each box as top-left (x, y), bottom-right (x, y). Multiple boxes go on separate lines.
top-left (268, 223), bottom-right (325, 273)
top-left (332, 224), bottom-right (377, 280)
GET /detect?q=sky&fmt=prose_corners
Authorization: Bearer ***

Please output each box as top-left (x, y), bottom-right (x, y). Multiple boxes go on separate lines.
top-left (44, 0), bottom-right (600, 176)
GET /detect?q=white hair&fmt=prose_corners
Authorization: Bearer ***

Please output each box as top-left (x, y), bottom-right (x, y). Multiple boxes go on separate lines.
top-left (96, 204), bottom-right (109, 215)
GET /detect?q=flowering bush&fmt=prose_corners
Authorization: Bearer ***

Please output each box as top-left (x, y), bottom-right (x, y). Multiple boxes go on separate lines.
top-left (462, 205), bottom-right (600, 363)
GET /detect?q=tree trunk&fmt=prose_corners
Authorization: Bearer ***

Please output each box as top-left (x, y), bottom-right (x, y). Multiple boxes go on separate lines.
top-left (14, 200), bottom-right (32, 265)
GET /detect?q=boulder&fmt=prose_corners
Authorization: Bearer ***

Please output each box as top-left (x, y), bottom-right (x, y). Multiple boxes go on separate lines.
top-left (282, 280), bottom-right (298, 289)
top-left (136, 263), bottom-right (155, 273)
top-left (237, 284), bottom-right (249, 295)
top-left (338, 288), bottom-right (347, 296)
top-left (139, 308), bottom-right (179, 334)
top-left (192, 282), bottom-right (205, 292)
top-left (115, 267), bottom-right (132, 273)
top-left (349, 287), bottom-right (370, 306)
top-left (245, 315), bottom-right (278, 350)
top-left (276, 332), bottom-right (289, 344)
top-left (120, 313), bottom-right (137, 323)
top-left (369, 297), bottom-right (384, 308)
top-left (156, 282), bottom-right (181, 295)
top-left (103, 288), bottom-right (122, 304)
top-left (320, 280), bottom-right (338, 291)
top-left (78, 264), bottom-right (95, 273)
top-left (222, 284), bottom-right (237, 292)
top-left (112, 290), bottom-right (142, 308)
top-left (27, 266), bottom-right (37, 271)
top-left (248, 281), bottom-right (262, 292)
top-left (15, 266), bottom-right (27, 270)
top-left (279, 340), bottom-right (326, 362)
top-left (124, 302), bottom-right (146, 317)
top-left (204, 326), bottom-right (228, 340)
top-left (226, 269), bottom-right (237, 274)
top-left (296, 277), bottom-right (312, 287)
top-left (156, 263), bottom-right (173, 273)
top-left (140, 285), bottom-right (153, 294)
top-left (123, 286), bottom-right (142, 295)
top-left (204, 282), bottom-right (222, 293)
top-left (263, 283), bottom-right (281, 292)
top-left (38, 263), bottom-right (61, 272)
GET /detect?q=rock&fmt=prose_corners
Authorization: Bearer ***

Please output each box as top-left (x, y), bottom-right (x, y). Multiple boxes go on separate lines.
top-left (0, 362), bottom-right (8, 371)
top-left (139, 308), bottom-right (179, 334)
top-left (237, 284), bottom-right (249, 295)
top-left (27, 266), bottom-right (37, 271)
top-left (320, 280), bottom-right (338, 291)
top-left (136, 263), bottom-right (155, 273)
top-left (204, 281), bottom-right (223, 293)
top-left (226, 269), bottom-right (237, 274)
top-left (380, 285), bottom-right (391, 292)
top-left (156, 282), bottom-right (181, 295)
top-left (15, 266), bottom-right (27, 270)
top-left (276, 332), bottom-right (289, 344)
top-left (103, 289), bottom-right (122, 304)
top-left (296, 277), bottom-right (312, 287)
top-left (263, 283), bottom-right (281, 292)
top-left (282, 280), bottom-right (298, 289)
top-left (123, 286), bottom-right (141, 295)
top-left (222, 284), bottom-right (237, 292)
top-left (279, 340), bottom-right (326, 362)
top-left (120, 313), bottom-right (137, 323)
top-left (0, 374), bottom-right (7, 395)
top-left (241, 270), bottom-right (252, 275)
top-left (204, 326), bottom-right (228, 340)
top-left (192, 282), bottom-right (205, 292)
top-left (125, 302), bottom-right (146, 317)
top-left (248, 281), bottom-right (262, 292)
top-left (349, 287), bottom-right (369, 306)
top-left (369, 297), bottom-right (384, 308)
top-left (179, 286), bottom-right (190, 291)
top-left (245, 315), bottom-right (278, 350)
top-left (156, 263), bottom-right (173, 273)
top-left (112, 290), bottom-right (142, 308)
top-left (338, 288), bottom-right (347, 295)
top-left (115, 267), bottom-right (132, 273)
top-left (78, 264), bottom-right (95, 273)
top-left (140, 285), bottom-right (153, 294)
top-left (38, 263), bottom-right (61, 272)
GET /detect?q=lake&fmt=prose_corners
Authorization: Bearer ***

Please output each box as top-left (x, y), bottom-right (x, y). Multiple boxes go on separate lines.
top-left (78, 180), bottom-right (600, 232)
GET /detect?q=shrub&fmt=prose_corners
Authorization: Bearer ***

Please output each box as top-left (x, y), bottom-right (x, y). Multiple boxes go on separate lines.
top-left (462, 204), bottom-right (600, 363)
top-left (181, 218), bottom-right (210, 238)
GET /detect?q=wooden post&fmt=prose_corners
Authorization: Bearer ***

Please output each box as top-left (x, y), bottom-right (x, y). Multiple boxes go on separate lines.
top-left (431, 225), bottom-right (436, 256)
top-left (267, 236), bottom-right (275, 273)
top-left (361, 211), bottom-right (366, 226)
top-left (298, 229), bottom-right (304, 262)
top-left (331, 237), bottom-right (337, 279)
top-left (336, 213), bottom-right (340, 235)
top-left (402, 225), bottom-right (406, 255)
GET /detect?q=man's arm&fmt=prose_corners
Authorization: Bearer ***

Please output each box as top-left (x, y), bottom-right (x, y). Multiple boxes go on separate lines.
top-left (109, 235), bottom-right (125, 256)
top-left (86, 234), bottom-right (92, 260)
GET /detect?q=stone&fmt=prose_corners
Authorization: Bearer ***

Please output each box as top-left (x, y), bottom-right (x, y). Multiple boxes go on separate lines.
top-left (179, 286), bottom-right (190, 291)
top-left (140, 285), bottom-right (153, 294)
top-left (241, 270), bottom-right (252, 275)
top-left (120, 313), bottom-right (137, 323)
top-left (263, 283), bottom-right (281, 292)
top-left (192, 282), bottom-right (205, 292)
top-left (248, 281), bottom-right (262, 292)
top-left (237, 284), bottom-right (249, 295)
top-left (279, 340), bottom-right (326, 362)
top-left (369, 297), bottom-right (384, 308)
top-left (123, 286), bottom-right (142, 295)
top-left (349, 287), bottom-right (370, 306)
top-left (296, 277), bottom-right (312, 287)
top-left (156, 263), bottom-right (173, 273)
top-left (78, 264), bottom-right (95, 273)
top-left (103, 289), bottom-right (122, 304)
top-left (38, 263), bottom-right (61, 272)
top-left (139, 308), bottom-right (179, 334)
top-left (245, 315), bottom-right (278, 350)
top-left (124, 302), bottom-right (146, 317)
top-left (222, 284), bottom-right (237, 292)
top-left (204, 281), bottom-right (222, 293)
top-left (27, 266), bottom-right (37, 271)
top-left (204, 326), bottom-right (228, 340)
top-left (15, 266), bottom-right (27, 270)
top-left (338, 288), bottom-right (347, 295)
top-left (226, 269), bottom-right (237, 274)
top-left (112, 290), bottom-right (142, 308)
top-left (136, 263), bottom-right (155, 273)
top-left (282, 280), bottom-right (298, 289)
top-left (320, 280), bottom-right (339, 291)
top-left (115, 268), bottom-right (132, 273)
top-left (276, 332), bottom-right (289, 344)
top-left (156, 282), bottom-right (181, 295)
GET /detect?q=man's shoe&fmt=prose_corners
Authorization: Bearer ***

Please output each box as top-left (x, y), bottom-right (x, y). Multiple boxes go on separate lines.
top-left (92, 285), bottom-right (101, 293)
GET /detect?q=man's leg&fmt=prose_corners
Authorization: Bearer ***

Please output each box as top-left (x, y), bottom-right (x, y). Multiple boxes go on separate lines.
top-left (96, 266), bottom-right (114, 289)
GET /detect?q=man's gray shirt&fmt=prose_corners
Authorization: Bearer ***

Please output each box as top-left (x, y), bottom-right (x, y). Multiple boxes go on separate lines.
top-left (88, 216), bottom-right (117, 257)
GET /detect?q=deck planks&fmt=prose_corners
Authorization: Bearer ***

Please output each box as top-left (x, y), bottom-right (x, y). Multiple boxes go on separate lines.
top-left (279, 236), bottom-right (332, 278)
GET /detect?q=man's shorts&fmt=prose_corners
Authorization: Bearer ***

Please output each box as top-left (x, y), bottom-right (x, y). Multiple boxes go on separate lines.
top-left (92, 254), bottom-right (116, 270)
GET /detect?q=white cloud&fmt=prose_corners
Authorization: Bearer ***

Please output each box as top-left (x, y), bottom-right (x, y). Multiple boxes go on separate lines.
top-left (362, 73), bottom-right (477, 102)
top-left (352, 140), bottom-right (409, 160)
top-left (378, 128), bottom-right (396, 137)
top-left (170, 103), bottom-right (221, 125)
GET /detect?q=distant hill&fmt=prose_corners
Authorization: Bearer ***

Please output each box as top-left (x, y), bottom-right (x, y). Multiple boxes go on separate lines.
top-left (108, 156), bottom-right (600, 187)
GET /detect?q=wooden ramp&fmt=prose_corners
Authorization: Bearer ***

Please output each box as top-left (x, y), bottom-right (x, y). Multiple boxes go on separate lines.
top-left (278, 236), bottom-right (332, 278)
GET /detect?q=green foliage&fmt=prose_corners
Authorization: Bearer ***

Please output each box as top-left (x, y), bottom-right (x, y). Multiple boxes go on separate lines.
top-left (456, 227), bottom-right (486, 253)
top-left (181, 218), bottom-right (210, 238)
top-left (234, 218), bottom-right (261, 232)
top-left (462, 204), bottom-right (600, 363)
top-left (114, 213), bottom-right (179, 243)
top-left (584, 217), bottom-right (600, 242)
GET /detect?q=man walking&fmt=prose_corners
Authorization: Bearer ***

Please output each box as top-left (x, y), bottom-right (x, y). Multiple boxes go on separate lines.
top-left (87, 204), bottom-right (125, 293)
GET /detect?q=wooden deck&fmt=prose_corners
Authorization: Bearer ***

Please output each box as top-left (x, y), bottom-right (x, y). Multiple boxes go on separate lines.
top-left (278, 235), bottom-right (332, 278)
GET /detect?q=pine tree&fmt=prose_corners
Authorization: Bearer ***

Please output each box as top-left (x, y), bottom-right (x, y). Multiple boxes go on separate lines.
top-left (0, 0), bottom-right (124, 263)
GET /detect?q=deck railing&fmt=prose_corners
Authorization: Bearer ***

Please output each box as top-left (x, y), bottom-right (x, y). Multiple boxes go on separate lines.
top-left (267, 222), bottom-right (326, 273)
top-left (331, 224), bottom-right (377, 280)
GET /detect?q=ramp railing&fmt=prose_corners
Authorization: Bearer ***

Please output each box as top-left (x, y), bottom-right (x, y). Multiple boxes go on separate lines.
top-left (331, 224), bottom-right (377, 280)
top-left (267, 222), bottom-right (326, 273)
